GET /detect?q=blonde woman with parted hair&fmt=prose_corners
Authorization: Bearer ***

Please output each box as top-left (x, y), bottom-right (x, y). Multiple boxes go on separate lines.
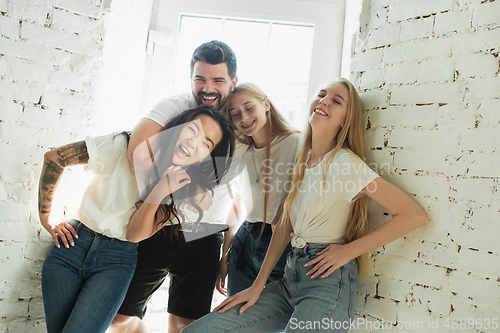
top-left (182, 78), bottom-right (428, 333)
top-left (216, 82), bottom-right (301, 297)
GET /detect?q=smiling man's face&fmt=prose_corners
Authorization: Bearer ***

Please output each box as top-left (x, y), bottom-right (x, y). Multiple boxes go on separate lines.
top-left (191, 61), bottom-right (237, 110)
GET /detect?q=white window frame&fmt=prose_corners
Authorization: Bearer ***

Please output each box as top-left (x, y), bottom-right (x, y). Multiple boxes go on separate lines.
top-left (141, 0), bottom-right (347, 113)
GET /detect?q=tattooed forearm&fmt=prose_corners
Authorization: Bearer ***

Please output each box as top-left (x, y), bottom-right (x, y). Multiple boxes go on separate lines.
top-left (38, 160), bottom-right (62, 215)
top-left (56, 141), bottom-right (89, 167)
top-left (38, 141), bottom-right (89, 217)
top-left (38, 181), bottom-right (56, 214)
top-left (42, 160), bottom-right (63, 184)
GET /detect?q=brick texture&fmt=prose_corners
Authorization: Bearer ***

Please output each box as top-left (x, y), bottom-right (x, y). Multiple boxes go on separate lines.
top-left (0, 0), bottom-right (153, 330)
top-left (350, 0), bottom-right (500, 330)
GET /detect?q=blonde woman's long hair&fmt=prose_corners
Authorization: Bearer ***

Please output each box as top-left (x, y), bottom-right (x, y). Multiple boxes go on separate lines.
top-left (279, 77), bottom-right (370, 275)
top-left (221, 82), bottom-right (299, 237)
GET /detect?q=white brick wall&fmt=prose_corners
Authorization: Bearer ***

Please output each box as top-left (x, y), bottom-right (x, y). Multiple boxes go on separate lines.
top-left (0, 0), bottom-right (152, 331)
top-left (2, 0), bottom-right (498, 331)
top-left (350, 0), bottom-right (500, 331)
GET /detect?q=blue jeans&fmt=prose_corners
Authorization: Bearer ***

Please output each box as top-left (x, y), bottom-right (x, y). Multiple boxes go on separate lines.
top-left (41, 220), bottom-right (138, 333)
top-left (183, 244), bottom-right (358, 333)
top-left (227, 221), bottom-right (293, 296)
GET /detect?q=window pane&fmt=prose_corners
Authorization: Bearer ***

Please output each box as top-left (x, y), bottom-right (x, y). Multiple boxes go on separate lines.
top-left (171, 15), bottom-right (314, 130)
top-left (267, 23), bottom-right (314, 129)
top-left (172, 16), bottom-right (224, 93)
top-left (223, 19), bottom-right (269, 45)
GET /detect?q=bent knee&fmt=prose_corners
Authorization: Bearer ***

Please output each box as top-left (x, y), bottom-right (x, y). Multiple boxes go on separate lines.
top-left (170, 315), bottom-right (194, 332)
top-left (110, 313), bottom-right (136, 326)
top-left (180, 321), bottom-right (204, 333)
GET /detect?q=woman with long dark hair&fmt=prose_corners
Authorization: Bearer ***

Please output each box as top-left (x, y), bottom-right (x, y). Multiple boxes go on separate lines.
top-left (38, 106), bottom-right (234, 333)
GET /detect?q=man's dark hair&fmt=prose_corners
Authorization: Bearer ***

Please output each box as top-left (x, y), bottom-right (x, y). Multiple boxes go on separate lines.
top-left (190, 40), bottom-right (237, 80)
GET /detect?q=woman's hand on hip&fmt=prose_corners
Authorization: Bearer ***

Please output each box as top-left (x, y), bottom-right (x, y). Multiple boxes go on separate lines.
top-left (41, 217), bottom-right (78, 249)
top-left (304, 244), bottom-right (353, 279)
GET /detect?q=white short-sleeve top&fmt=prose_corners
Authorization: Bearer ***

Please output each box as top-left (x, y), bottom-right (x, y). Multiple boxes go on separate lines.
top-left (289, 149), bottom-right (379, 248)
top-left (243, 133), bottom-right (302, 224)
top-left (145, 92), bottom-right (196, 126)
top-left (76, 133), bottom-right (140, 241)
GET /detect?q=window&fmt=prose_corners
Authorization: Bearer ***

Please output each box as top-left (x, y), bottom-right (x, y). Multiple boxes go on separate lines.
top-left (168, 15), bottom-right (314, 129)
top-left (142, 0), bottom-right (346, 131)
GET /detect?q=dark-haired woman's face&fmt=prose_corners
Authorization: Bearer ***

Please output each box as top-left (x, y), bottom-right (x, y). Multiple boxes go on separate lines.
top-left (172, 114), bottom-right (223, 166)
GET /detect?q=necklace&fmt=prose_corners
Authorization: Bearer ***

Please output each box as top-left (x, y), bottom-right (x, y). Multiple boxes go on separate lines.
top-left (251, 147), bottom-right (265, 183)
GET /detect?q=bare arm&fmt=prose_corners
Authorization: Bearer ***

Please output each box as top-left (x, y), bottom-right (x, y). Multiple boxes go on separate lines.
top-left (305, 177), bottom-right (428, 278)
top-left (125, 117), bottom-right (172, 241)
top-left (270, 203), bottom-right (283, 232)
top-left (127, 119), bottom-right (163, 164)
top-left (249, 219), bottom-right (292, 290)
top-left (216, 192), bottom-right (244, 295)
top-left (215, 224), bottom-right (238, 296)
top-left (126, 202), bottom-right (173, 243)
top-left (215, 217), bottom-right (293, 313)
top-left (126, 166), bottom-right (191, 242)
top-left (350, 177), bottom-right (427, 257)
top-left (38, 141), bottom-right (89, 248)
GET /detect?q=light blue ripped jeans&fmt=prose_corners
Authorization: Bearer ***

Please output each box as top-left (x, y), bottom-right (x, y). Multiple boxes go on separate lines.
top-left (182, 244), bottom-right (358, 333)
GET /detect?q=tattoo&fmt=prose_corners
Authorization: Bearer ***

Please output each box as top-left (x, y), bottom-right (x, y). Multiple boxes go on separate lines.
top-left (38, 141), bottom-right (88, 216)
top-left (39, 202), bottom-right (51, 215)
top-left (56, 141), bottom-right (89, 167)
top-left (38, 161), bottom-right (61, 215)
top-left (42, 160), bottom-right (63, 185)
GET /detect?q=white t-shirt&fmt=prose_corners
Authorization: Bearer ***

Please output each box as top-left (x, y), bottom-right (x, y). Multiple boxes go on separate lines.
top-left (143, 94), bottom-right (249, 225)
top-left (290, 149), bottom-right (379, 248)
top-left (76, 133), bottom-right (140, 241)
top-left (243, 133), bottom-right (301, 224)
top-left (146, 92), bottom-right (197, 126)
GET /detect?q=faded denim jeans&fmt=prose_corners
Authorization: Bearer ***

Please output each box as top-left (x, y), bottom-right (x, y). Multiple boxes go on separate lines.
top-left (182, 244), bottom-right (358, 333)
top-left (228, 220), bottom-right (293, 296)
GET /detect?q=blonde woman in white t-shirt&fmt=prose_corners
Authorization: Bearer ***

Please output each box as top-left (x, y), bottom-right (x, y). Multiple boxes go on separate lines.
top-left (216, 82), bottom-right (301, 297)
top-left (182, 78), bottom-right (428, 333)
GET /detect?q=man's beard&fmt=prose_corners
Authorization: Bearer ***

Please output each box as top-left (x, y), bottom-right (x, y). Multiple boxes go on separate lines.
top-left (194, 92), bottom-right (229, 110)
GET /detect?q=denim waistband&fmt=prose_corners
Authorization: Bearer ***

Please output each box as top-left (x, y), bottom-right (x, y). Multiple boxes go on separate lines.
top-left (292, 244), bottom-right (332, 257)
top-left (69, 219), bottom-right (91, 234)
top-left (69, 219), bottom-right (137, 247)
top-left (243, 221), bottom-right (272, 235)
